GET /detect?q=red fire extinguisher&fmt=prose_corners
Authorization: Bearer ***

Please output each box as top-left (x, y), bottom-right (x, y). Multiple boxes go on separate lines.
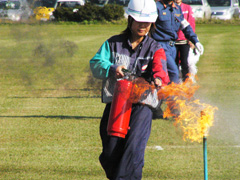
top-left (107, 79), bottom-right (133, 138)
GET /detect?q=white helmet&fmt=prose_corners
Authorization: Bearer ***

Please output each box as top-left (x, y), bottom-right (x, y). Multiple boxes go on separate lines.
top-left (126, 0), bottom-right (158, 23)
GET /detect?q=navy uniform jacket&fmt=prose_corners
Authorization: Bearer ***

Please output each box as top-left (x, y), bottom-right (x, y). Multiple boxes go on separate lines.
top-left (152, 0), bottom-right (199, 44)
top-left (90, 34), bottom-right (169, 108)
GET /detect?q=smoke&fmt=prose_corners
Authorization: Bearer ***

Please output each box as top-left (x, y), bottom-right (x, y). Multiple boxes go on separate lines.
top-left (31, 40), bottom-right (78, 87)
top-left (210, 100), bottom-right (240, 145)
top-left (6, 25), bottom-right (78, 90)
top-left (33, 40), bottom-right (78, 67)
top-left (194, 91), bottom-right (240, 145)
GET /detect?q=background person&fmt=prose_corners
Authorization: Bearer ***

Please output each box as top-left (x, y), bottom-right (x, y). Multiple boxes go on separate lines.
top-left (152, 0), bottom-right (204, 84)
top-left (90, 0), bottom-right (169, 179)
top-left (174, 0), bottom-right (195, 82)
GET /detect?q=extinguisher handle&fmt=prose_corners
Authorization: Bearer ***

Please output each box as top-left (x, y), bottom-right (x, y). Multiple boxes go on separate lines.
top-left (122, 68), bottom-right (132, 74)
top-left (122, 69), bottom-right (136, 80)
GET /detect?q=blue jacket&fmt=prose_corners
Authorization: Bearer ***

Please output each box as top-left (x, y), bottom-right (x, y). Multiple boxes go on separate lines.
top-left (90, 34), bottom-right (169, 108)
top-left (152, 0), bottom-right (199, 44)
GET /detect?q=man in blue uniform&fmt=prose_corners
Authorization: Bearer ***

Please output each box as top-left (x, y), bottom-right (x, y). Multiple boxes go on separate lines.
top-left (152, 0), bottom-right (204, 83)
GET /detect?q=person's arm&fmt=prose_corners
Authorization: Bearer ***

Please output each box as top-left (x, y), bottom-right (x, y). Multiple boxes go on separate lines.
top-left (90, 41), bottom-right (114, 80)
top-left (174, 5), bottom-right (197, 44)
top-left (152, 48), bottom-right (170, 86)
top-left (180, 19), bottom-right (204, 55)
top-left (180, 19), bottom-right (198, 43)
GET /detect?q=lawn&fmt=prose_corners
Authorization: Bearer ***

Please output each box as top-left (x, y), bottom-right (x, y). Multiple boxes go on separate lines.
top-left (0, 22), bottom-right (239, 179)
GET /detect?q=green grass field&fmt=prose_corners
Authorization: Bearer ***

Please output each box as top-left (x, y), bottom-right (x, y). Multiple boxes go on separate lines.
top-left (0, 23), bottom-right (239, 179)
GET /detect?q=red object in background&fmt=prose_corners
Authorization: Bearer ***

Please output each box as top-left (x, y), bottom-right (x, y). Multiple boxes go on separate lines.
top-left (107, 79), bottom-right (133, 138)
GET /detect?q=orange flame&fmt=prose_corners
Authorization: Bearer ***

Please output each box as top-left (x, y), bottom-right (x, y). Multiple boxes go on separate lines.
top-left (128, 76), bottom-right (218, 143)
top-left (172, 99), bottom-right (218, 142)
top-left (129, 78), bottom-right (155, 104)
top-left (157, 76), bottom-right (200, 100)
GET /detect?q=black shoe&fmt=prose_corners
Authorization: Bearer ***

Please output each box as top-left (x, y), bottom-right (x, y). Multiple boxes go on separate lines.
top-left (152, 108), bottom-right (164, 119)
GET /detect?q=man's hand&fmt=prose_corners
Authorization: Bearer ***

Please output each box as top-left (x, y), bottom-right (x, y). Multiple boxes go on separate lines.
top-left (154, 78), bottom-right (162, 88)
top-left (195, 42), bottom-right (204, 55)
top-left (116, 65), bottom-right (126, 79)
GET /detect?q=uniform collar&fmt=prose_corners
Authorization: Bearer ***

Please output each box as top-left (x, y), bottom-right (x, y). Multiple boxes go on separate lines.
top-left (159, 0), bottom-right (178, 9)
top-left (127, 35), bottom-right (148, 51)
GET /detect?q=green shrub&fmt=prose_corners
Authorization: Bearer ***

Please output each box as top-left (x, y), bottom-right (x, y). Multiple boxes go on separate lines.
top-left (53, 7), bottom-right (75, 21)
top-left (53, 3), bottom-right (124, 22)
top-left (75, 3), bottom-right (103, 22)
top-left (101, 4), bottom-right (125, 21)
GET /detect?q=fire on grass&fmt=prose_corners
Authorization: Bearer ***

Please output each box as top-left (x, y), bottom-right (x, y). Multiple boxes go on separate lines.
top-left (130, 75), bottom-right (218, 143)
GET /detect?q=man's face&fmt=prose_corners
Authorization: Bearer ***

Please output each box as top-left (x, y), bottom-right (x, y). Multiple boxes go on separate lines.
top-left (131, 20), bottom-right (151, 38)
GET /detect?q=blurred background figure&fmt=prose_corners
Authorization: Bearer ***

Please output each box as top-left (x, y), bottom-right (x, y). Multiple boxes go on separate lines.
top-left (151, 0), bottom-right (204, 119)
top-left (174, 0), bottom-right (195, 82)
top-left (175, 0), bottom-right (201, 83)
top-left (152, 0), bottom-right (204, 84)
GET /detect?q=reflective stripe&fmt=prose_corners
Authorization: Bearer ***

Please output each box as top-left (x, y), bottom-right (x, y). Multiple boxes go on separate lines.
top-left (180, 18), bottom-right (190, 30)
top-left (127, 8), bottom-right (158, 17)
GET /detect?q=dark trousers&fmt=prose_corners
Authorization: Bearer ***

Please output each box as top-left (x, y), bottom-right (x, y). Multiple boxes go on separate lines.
top-left (175, 44), bottom-right (190, 81)
top-left (99, 103), bottom-right (153, 180)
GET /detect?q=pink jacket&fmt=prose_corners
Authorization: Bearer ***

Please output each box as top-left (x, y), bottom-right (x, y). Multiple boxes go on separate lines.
top-left (177, 3), bottom-right (195, 41)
